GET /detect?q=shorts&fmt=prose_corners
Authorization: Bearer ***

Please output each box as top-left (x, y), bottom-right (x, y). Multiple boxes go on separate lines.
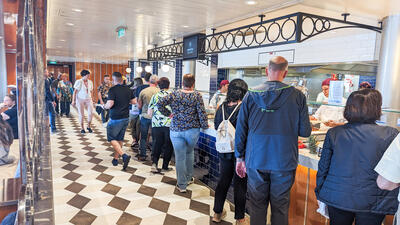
top-left (107, 118), bottom-right (129, 142)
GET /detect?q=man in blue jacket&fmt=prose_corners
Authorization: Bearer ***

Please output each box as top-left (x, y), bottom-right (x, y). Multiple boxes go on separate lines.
top-left (235, 56), bottom-right (311, 225)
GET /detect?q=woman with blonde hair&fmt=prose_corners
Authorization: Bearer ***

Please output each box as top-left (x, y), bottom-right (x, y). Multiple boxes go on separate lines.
top-left (72, 70), bottom-right (94, 133)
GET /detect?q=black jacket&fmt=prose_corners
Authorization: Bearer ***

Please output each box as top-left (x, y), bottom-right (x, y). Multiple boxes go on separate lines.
top-left (316, 123), bottom-right (399, 214)
top-left (235, 81), bottom-right (311, 171)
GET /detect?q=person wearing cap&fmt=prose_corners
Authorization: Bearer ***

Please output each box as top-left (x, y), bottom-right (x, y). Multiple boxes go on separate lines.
top-left (359, 81), bottom-right (373, 90)
top-left (209, 80), bottom-right (229, 109)
top-left (311, 78), bottom-right (347, 130)
top-left (316, 78), bottom-right (331, 103)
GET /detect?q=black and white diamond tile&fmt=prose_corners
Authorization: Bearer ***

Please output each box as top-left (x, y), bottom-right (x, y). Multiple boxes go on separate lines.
top-left (51, 110), bottom-right (235, 225)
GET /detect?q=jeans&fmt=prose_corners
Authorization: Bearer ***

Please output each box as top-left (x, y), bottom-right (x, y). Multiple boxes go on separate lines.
top-left (214, 153), bottom-right (247, 220)
top-left (327, 206), bottom-right (385, 225)
top-left (247, 168), bottom-right (296, 225)
top-left (139, 117), bottom-right (152, 157)
top-left (101, 109), bottom-right (109, 123)
top-left (152, 127), bottom-right (173, 169)
top-left (46, 101), bottom-right (56, 131)
top-left (129, 114), bottom-right (140, 141)
top-left (60, 101), bottom-right (71, 116)
top-left (107, 118), bottom-right (129, 142)
top-left (170, 128), bottom-right (200, 189)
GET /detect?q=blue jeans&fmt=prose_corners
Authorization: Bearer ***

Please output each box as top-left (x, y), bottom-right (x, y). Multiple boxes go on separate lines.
top-left (139, 117), bottom-right (152, 157)
top-left (170, 128), bottom-right (200, 189)
top-left (46, 101), bottom-right (56, 131)
top-left (107, 118), bottom-right (129, 142)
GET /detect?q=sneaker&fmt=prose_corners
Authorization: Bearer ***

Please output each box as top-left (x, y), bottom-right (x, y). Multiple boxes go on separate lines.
top-left (212, 210), bottom-right (227, 223)
top-left (87, 127), bottom-right (93, 133)
top-left (51, 129), bottom-right (57, 134)
top-left (176, 186), bottom-right (186, 193)
top-left (236, 218), bottom-right (249, 225)
top-left (102, 123), bottom-right (107, 128)
top-left (80, 129), bottom-right (86, 134)
top-left (131, 142), bottom-right (139, 149)
top-left (122, 154), bottom-right (131, 171)
top-left (187, 177), bottom-right (195, 185)
top-left (151, 163), bottom-right (158, 173)
top-left (112, 158), bottom-right (118, 166)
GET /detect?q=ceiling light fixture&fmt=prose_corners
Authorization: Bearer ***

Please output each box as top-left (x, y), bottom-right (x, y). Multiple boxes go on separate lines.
top-left (182, 25), bottom-right (189, 28)
top-left (145, 65), bottom-right (152, 73)
top-left (72, 9), bottom-right (83, 12)
top-left (161, 64), bottom-right (170, 72)
top-left (60, 39), bottom-right (66, 42)
top-left (7, 44), bottom-right (12, 47)
top-left (66, 22), bottom-right (74, 26)
top-left (246, 0), bottom-right (257, 5)
top-left (136, 67), bottom-right (143, 73)
top-left (126, 68), bottom-right (132, 73)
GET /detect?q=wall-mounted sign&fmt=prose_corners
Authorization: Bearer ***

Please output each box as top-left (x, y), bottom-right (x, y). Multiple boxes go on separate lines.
top-left (258, 49), bottom-right (295, 65)
top-left (48, 61), bottom-right (57, 64)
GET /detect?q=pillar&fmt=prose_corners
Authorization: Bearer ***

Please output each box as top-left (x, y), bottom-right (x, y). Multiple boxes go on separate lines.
top-left (0, 0), bottom-right (7, 100)
top-left (376, 14), bottom-right (400, 110)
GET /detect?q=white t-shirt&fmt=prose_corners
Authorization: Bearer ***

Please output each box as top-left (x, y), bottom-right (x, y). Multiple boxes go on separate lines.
top-left (375, 134), bottom-right (400, 201)
top-left (74, 79), bottom-right (93, 100)
top-left (313, 100), bottom-right (347, 131)
top-left (316, 92), bottom-right (329, 103)
top-left (209, 90), bottom-right (226, 109)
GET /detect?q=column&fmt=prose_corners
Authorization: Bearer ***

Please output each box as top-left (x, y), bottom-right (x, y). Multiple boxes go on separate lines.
top-left (0, 0), bottom-right (7, 99)
top-left (376, 14), bottom-right (400, 110)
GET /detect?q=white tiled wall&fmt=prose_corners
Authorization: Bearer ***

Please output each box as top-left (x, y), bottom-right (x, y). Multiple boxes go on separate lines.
top-left (157, 67), bottom-right (176, 89)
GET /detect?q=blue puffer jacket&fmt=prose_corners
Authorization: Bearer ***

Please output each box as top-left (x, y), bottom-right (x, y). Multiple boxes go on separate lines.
top-left (235, 81), bottom-right (311, 171)
top-left (316, 123), bottom-right (399, 214)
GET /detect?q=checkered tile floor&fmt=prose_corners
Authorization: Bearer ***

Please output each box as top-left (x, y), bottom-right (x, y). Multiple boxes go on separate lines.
top-left (51, 111), bottom-right (235, 225)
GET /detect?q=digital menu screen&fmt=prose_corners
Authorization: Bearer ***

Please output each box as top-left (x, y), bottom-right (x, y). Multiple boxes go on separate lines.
top-left (183, 33), bottom-right (205, 60)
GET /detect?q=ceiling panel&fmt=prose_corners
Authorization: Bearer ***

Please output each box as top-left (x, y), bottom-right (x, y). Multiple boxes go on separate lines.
top-left (46, 0), bottom-right (302, 62)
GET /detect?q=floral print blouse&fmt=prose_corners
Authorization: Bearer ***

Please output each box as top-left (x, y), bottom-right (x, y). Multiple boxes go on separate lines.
top-left (157, 90), bottom-right (208, 132)
top-left (57, 80), bottom-right (73, 102)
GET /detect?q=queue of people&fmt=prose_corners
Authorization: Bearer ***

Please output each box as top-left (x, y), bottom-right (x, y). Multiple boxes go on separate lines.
top-left (38, 56), bottom-right (400, 225)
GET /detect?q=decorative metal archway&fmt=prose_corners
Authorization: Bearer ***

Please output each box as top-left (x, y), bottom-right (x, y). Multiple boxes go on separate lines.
top-left (147, 12), bottom-right (381, 61)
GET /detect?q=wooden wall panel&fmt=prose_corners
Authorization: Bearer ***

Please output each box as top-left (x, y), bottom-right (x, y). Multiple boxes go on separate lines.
top-left (6, 53), bottom-right (16, 85)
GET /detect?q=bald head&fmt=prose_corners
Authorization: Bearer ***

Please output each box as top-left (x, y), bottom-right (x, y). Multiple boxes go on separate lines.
top-left (266, 56), bottom-right (288, 82)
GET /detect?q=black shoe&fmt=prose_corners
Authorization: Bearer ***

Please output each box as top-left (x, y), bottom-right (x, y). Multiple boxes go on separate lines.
top-left (87, 127), bottom-right (93, 133)
top-left (122, 154), bottom-right (131, 171)
top-left (137, 156), bottom-right (146, 161)
top-left (80, 129), bottom-right (86, 134)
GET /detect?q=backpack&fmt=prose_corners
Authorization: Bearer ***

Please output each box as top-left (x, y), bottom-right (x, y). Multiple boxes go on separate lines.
top-left (216, 103), bottom-right (241, 153)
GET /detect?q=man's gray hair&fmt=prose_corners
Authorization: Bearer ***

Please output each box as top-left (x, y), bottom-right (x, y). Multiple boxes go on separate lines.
top-left (149, 75), bottom-right (158, 84)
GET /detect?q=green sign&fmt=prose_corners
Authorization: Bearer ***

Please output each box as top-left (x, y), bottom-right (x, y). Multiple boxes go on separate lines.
top-left (48, 61), bottom-right (57, 64)
top-left (117, 28), bottom-right (126, 38)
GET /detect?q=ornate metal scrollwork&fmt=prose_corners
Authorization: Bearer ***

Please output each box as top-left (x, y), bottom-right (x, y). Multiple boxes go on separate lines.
top-left (147, 12), bottom-right (381, 61)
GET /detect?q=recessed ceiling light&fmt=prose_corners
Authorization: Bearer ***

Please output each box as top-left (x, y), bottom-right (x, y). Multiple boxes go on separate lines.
top-left (7, 44), bottom-right (12, 47)
top-left (72, 9), bottom-right (83, 12)
top-left (246, 0), bottom-right (257, 5)
top-left (182, 25), bottom-right (189, 28)
top-left (60, 39), bottom-right (66, 42)
top-left (66, 22), bottom-right (74, 26)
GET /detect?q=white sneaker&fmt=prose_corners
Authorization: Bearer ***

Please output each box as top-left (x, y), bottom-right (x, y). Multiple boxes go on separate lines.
top-left (102, 123), bottom-right (107, 128)
top-left (187, 177), bottom-right (195, 185)
top-left (151, 163), bottom-right (158, 173)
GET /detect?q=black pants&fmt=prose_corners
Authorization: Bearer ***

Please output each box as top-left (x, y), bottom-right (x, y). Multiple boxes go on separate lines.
top-left (328, 206), bottom-right (385, 225)
top-left (60, 101), bottom-right (71, 116)
top-left (152, 127), bottom-right (173, 169)
top-left (130, 115), bottom-right (140, 141)
top-left (247, 168), bottom-right (296, 225)
top-left (213, 153), bottom-right (247, 220)
top-left (55, 97), bottom-right (60, 114)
